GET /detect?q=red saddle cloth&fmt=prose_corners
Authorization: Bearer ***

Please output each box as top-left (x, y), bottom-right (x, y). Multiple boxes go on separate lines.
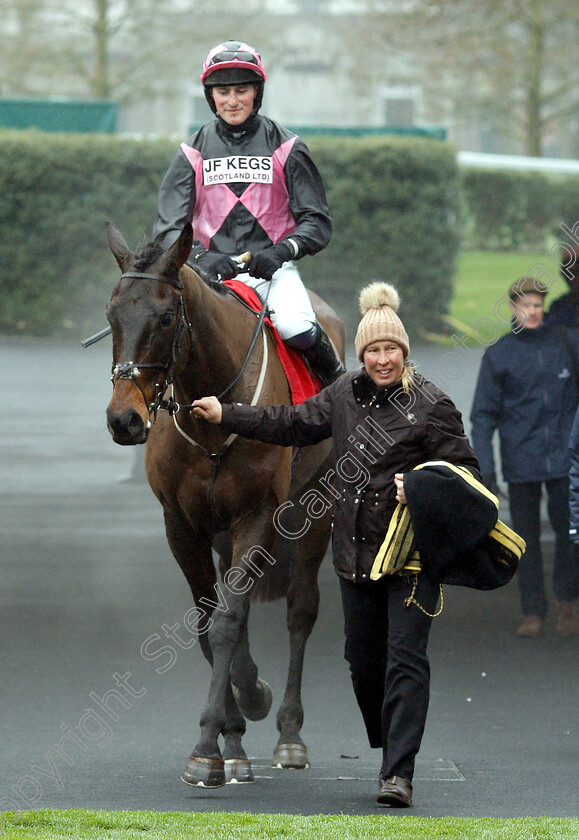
top-left (224, 278), bottom-right (321, 404)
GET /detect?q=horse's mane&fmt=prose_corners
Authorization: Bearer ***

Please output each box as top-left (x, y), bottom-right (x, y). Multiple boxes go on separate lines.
top-left (134, 240), bottom-right (165, 270)
top-left (134, 239), bottom-right (230, 295)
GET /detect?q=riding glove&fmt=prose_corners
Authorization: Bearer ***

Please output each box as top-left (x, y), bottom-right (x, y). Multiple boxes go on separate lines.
top-left (248, 242), bottom-right (293, 281)
top-left (195, 251), bottom-right (239, 281)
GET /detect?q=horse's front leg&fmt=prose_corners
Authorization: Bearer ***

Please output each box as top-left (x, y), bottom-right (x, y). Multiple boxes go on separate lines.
top-left (230, 620), bottom-right (273, 725)
top-left (184, 591), bottom-right (250, 787)
top-left (185, 506), bottom-right (277, 787)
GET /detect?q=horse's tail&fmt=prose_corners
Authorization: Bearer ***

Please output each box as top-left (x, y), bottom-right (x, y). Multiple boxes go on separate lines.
top-left (250, 537), bottom-right (293, 602)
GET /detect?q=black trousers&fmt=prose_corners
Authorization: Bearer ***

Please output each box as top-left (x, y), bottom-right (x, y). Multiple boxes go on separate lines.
top-left (339, 572), bottom-right (440, 783)
top-left (509, 478), bottom-right (579, 618)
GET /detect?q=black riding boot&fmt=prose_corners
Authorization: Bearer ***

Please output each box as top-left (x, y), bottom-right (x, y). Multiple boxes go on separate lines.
top-left (302, 324), bottom-right (345, 387)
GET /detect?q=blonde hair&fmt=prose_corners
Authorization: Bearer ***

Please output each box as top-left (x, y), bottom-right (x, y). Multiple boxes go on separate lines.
top-left (400, 359), bottom-right (417, 392)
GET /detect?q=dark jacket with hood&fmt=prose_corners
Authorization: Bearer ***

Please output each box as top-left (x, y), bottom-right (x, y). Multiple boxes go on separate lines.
top-left (470, 320), bottom-right (579, 484)
top-left (220, 368), bottom-right (479, 582)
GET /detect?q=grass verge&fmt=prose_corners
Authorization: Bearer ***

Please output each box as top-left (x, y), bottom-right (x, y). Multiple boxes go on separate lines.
top-left (449, 250), bottom-right (565, 335)
top-left (1, 810), bottom-right (578, 840)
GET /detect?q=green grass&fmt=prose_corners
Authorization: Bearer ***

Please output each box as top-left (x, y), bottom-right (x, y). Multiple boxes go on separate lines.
top-left (1, 810), bottom-right (578, 840)
top-left (448, 250), bottom-right (566, 337)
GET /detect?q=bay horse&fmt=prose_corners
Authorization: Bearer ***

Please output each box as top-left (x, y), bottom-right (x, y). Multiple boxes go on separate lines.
top-left (104, 222), bottom-right (346, 788)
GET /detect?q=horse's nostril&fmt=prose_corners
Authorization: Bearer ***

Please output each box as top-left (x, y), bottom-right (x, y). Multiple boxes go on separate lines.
top-left (106, 408), bottom-right (147, 444)
top-left (126, 411), bottom-right (145, 437)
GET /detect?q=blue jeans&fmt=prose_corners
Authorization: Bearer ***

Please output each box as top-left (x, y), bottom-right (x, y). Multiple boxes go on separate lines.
top-left (340, 573), bottom-right (440, 782)
top-left (509, 478), bottom-right (579, 617)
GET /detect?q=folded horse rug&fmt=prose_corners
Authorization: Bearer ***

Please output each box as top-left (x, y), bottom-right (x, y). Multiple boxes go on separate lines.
top-left (371, 461), bottom-right (525, 590)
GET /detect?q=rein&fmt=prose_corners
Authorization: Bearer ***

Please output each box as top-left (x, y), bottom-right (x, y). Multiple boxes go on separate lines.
top-left (170, 325), bottom-right (269, 465)
top-left (161, 283), bottom-right (271, 468)
top-left (161, 289), bottom-right (270, 413)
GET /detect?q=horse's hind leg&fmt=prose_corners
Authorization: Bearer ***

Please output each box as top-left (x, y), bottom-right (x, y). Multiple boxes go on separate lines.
top-left (273, 517), bottom-right (331, 769)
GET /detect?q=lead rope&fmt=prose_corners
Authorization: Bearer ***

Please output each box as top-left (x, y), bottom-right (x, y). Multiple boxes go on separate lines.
top-left (404, 575), bottom-right (444, 618)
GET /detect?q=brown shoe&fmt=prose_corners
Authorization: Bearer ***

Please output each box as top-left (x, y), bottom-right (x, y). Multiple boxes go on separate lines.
top-left (554, 601), bottom-right (579, 637)
top-left (377, 775), bottom-right (413, 807)
top-left (516, 615), bottom-right (544, 637)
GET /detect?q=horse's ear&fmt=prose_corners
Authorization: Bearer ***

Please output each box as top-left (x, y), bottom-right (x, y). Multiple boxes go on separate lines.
top-left (105, 221), bottom-right (133, 271)
top-left (163, 223), bottom-right (193, 271)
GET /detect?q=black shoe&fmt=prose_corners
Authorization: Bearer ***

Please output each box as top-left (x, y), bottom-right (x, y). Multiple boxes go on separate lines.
top-left (302, 325), bottom-right (345, 388)
top-left (377, 775), bottom-right (413, 807)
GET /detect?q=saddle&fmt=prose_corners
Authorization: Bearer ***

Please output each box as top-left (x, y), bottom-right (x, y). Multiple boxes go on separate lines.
top-left (223, 278), bottom-right (321, 404)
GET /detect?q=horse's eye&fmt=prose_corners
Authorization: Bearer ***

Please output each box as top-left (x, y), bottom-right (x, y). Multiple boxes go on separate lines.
top-left (161, 311), bottom-right (175, 327)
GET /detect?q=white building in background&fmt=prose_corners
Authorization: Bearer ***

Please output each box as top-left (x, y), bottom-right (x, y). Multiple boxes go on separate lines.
top-left (1, 0), bottom-right (577, 157)
top-left (118, 7), bottom-right (432, 140)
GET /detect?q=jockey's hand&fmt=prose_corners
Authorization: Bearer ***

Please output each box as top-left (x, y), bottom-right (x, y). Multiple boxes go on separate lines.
top-left (192, 397), bottom-right (222, 424)
top-left (196, 251), bottom-right (239, 281)
top-left (248, 242), bottom-right (293, 281)
top-left (394, 473), bottom-right (407, 505)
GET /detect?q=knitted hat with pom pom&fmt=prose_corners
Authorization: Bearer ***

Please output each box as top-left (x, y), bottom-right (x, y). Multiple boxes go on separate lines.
top-left (354, 282), bottom-right (410, 361)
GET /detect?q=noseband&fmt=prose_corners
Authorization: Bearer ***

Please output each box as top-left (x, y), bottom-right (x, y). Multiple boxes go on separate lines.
top-left (110, 270), bottom-right (192, 420)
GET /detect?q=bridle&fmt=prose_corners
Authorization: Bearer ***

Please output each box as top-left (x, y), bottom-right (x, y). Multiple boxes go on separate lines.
top-left (110, 268), bottom-right (269, 423)
top-left (110, 270), bottom-right (192, 422)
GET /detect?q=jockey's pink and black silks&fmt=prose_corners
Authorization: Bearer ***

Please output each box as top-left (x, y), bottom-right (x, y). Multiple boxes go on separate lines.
top-left (153, 115), bottom-right (331, 339)
top-left (180, 137), bottom-right (297, 252)
top-left (154, 115), bottom-right (331, 261)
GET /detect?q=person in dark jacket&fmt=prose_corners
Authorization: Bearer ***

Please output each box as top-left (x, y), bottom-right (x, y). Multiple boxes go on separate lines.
top-left (547, 243), bottom-right (579, 328)
top-left (565, 406), bottom-right (579, 635)
top-left (153, 39), bottom-right (343, 386)
top-left (192, 282), bottom-right (479, 809)
top-left (470, 276), bottom-right (579, 638)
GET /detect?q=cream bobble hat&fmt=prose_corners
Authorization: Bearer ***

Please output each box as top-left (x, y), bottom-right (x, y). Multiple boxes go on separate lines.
top-left (354, 282), bottom-right (410, 361)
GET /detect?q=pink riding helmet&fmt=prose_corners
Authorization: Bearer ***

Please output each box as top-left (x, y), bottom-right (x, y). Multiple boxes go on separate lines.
top-left (201, 40), bottom-right (267, 85)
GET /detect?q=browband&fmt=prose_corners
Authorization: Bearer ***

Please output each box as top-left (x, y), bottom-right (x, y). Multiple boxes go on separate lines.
top-left (120, 271), bottom-right (182, 290)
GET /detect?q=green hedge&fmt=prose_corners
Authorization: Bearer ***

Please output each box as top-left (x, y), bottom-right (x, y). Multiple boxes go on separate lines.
top-left (0, 130), bottom-right (461, 342)
top-left (0, 131), bottom-right (172, 337)
top-left (460, 168), bottom-right (579, 252)
top-left (300, 136), bottom-right (461, 338)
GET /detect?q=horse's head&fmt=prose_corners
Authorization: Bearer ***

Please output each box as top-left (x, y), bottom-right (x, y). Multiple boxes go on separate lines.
top-left (105, 222), bottom-right (193, 445)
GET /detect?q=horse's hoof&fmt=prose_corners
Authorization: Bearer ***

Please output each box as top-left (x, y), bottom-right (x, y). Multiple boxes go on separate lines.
top-left (272, 742), bottom-right (310, 769)
top-left (181, 755), bottom-right (226, 788)
top-left (224, 758), bottom-right (255, 784)
top-left (232, 677), bottom-right (273, 722)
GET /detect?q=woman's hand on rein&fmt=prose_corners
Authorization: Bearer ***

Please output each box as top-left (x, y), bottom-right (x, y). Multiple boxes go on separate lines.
top-left (192, 397), bottom-right (222, 424)
top-left (394, 473), bottom-right (406, 505)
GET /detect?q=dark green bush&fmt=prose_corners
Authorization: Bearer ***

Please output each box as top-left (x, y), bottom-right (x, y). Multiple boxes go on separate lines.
top-left (460, 168), bottom-right (579, 251)
top-left (291, 136), bottom-right (461, 338)
top-left (0, 131), bottom-right (460, 341)
top-left (0, 131), bottom-right (174, 337)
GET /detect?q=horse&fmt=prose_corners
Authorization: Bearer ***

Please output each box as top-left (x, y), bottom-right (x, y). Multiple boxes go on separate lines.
top-left (104, 221), bottom-right (346, 788)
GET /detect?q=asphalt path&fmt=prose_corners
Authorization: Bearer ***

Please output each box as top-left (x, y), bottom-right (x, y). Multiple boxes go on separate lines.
top-left (1, 337), bottom-right (578, 820)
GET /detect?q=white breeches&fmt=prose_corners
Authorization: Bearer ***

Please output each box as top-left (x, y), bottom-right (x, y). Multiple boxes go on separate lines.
top-left (242, 261), bottom-right (316, 341)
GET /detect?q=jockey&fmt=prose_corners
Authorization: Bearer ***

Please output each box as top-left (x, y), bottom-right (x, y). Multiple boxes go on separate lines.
top-left (153, 39), bottom-right (345, 387)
